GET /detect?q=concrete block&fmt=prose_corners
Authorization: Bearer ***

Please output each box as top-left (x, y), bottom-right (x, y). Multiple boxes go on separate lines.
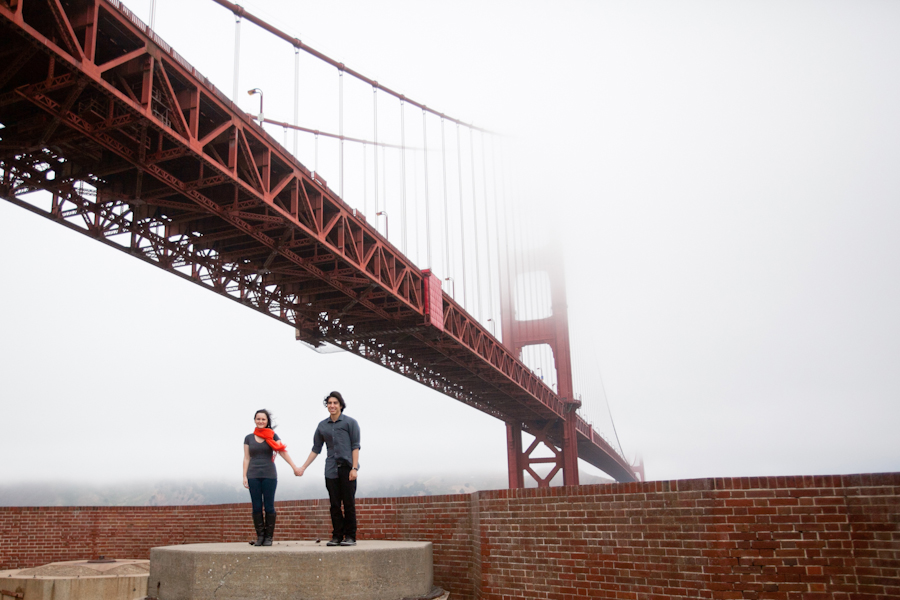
top-left (0, 559), bottom-right (148, 600)
top-left (148, 540), bottom-right (433, 600)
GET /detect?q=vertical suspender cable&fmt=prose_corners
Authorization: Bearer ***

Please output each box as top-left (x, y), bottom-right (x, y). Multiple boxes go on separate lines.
top-left (441, 119), bottom-right (451, 291)
top-left (533, 209), bottom-right (545, 381)
top-left (600, 364), bottom-right (626, 457)
top-left (532, 210), bottom-right (551, 384)
top-left (503, 137), bottom-right (519, 327)
top-left (232, 14), bottom-right (241, 101)
top-left (516, 168), bottom-right (538, 373)
top-left (314, 132), bottom-right (319, 175)
top-left (149, 0), bottom-right (156, 30)
top-left (373, 86), bottom-right (379, 217)
top-left (456, 123), bottom-right (467, 309)
top-left (481, 131), bottom-right (494, 332)
top-left (510, 145), bottom-right (531, 363)
top-left (491, 135), bottom-right (506, 343)
top-left (363, 141), bottom-right (367, 216)
top-left (469, 126), bottom-right (482, 321)
top-left (578, 333), bottom-right (590, 420)
top-left (498, 137), bottom-right (516, 345)
top-left (412, 129), bottom-right (419, 263)
top-left (518, 190), bottom-right (533, 366)
top-left (536, 220), bottom-right (548, 382)
top-left (490, 135), bottom-right (504, 341)
top-left (339, 68), bottom-right (344, 199)
top-left (381, 140), bottom-right (387, 228)
top-left (530, 215), bottom-right (543, 379)
top-left (532, 222), bottom-right (559, 391)
top-left (293, 47), bottom-right (299, 157)
top-left (422, 109), bottom-right (432, 269)
top-left (400, 98), bottom-right (407, 254)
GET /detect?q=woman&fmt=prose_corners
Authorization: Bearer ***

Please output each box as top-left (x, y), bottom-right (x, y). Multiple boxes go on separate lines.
top-left (243, 409), bottom-right (300, 546)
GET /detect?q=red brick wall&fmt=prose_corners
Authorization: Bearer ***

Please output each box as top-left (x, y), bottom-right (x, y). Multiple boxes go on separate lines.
top-left (1, 474), bottom-right (897, 599)
top-left (0, 495), bottom-right (477, 599)
top-left (475, 474), bottom-right (900, 599)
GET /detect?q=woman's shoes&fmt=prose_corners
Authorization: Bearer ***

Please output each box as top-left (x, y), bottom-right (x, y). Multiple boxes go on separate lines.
top-left (262, 513), bottom-right (277, 546)
top-left (249, 512), bottom-right (265, 546)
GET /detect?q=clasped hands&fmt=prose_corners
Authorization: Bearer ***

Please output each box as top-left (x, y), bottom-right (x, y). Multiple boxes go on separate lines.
top-left (287, 466), bottom-right (356, 480)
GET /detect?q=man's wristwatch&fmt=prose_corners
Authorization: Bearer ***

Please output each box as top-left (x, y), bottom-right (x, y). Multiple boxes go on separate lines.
top-left (351, 467), bottom-right (358, 471)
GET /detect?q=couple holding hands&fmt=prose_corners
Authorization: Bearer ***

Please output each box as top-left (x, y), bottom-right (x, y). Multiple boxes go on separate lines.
top-left (242, 391), bottom-right (361, 547)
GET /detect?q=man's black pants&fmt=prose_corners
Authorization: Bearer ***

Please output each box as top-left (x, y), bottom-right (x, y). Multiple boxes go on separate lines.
top-left (325, 464), bottom-right (357, 539)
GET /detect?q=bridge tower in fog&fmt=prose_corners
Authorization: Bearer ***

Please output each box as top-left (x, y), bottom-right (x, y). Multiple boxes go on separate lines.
top-left (500, 240), bottom-right (580, 487)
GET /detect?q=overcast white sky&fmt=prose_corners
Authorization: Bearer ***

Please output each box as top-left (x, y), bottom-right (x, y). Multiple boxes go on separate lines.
top-left (2, 0), bottom-right (899, 489)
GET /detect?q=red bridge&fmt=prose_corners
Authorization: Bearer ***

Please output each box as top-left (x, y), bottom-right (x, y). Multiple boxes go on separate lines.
top-left (0, 0), bottom-right (640, 484)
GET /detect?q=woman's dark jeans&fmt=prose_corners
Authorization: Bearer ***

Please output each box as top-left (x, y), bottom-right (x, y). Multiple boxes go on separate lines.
top-left (247, 477), bottom-right (277, 515)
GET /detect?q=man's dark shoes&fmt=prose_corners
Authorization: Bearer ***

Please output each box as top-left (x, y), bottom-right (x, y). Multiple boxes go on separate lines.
top-left (340, 536), bottom-right (356, 546)
top-left (326, 536), bottom-right (342, 546)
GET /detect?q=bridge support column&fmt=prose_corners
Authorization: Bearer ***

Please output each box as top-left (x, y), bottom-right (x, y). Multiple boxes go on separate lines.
top-left (499, 239), bottom-right (580, 488)
top-left (506, 423), bottom-right (524, 489)
top-left (562, 405), bottom-right (580, 486)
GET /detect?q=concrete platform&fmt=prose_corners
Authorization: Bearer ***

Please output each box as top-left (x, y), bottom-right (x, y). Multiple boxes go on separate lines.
top-left (148, 540), bottom-right (433, 600)
top-left (0, 559), bottom-right (149, 600)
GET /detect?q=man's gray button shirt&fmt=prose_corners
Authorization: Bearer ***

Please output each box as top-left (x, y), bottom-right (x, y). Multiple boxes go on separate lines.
top-left (312, 413), bottom-right (361, 479)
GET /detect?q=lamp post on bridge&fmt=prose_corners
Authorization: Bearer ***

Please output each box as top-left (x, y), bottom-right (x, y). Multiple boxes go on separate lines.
top-left (247, 88), bottom-right (264, 122)
top-left (376, 210), bottom-right (389, 239)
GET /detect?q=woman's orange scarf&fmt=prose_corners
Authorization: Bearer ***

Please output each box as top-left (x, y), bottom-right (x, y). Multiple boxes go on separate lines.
top-left (254, 427), bottom-right (287, 458)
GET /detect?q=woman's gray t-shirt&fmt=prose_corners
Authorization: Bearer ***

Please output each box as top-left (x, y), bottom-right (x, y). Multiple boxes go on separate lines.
top-left (245, 432), bottom-right (281, 479)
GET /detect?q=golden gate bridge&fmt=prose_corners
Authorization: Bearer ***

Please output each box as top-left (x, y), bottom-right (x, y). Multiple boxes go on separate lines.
top-left (0, 0), bottom-right (641, 485)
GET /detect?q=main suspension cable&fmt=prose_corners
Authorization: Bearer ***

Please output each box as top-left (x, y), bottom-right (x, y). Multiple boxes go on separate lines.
top-left (210, 0), bottom-right (493, 133)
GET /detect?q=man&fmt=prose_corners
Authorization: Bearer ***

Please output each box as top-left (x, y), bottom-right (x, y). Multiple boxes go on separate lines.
top-left (296, 391), bottom-right (361, 546)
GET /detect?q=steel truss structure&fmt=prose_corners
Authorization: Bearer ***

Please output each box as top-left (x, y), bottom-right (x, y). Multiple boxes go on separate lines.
top-left (0, 0), bottom-right (638, 483)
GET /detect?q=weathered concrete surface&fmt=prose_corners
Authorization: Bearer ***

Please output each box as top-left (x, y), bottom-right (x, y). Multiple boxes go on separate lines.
top-left (0, 559), bottom-right (148, 600)
top-left (148, 540), bottom-right (433, 600)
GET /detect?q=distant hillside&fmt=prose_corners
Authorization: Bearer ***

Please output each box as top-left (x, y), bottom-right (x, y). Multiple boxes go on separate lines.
top-left (0, 481), bottom-right (249, 507)
top-left (363, 471), bottom-right (614, 498)
top-left (0, 471), bottom-right (613, 507)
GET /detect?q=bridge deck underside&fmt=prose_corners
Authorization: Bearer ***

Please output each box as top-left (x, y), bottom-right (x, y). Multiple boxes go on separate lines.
top-left (0, 0), bottom-right (635, 482)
